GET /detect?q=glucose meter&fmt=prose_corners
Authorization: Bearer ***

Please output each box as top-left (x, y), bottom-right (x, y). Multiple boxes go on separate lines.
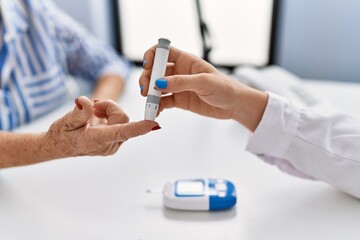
top-left (155, 178), bottom-right (236, 211)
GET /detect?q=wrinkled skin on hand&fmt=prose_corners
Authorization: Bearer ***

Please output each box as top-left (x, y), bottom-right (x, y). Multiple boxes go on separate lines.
top-left (44, 96), bottom-right (158, 159)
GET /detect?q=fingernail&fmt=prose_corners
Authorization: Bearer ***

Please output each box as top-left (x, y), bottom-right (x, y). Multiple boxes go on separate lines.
top-left (151, 125), bottom-right (161, 131)
top-left (140, 85), bottom-right (144, 92)
top-left (155, 79), bottom-right (167, 89)
top-left (94, 99), bottom-right (100, 103)
top-left (142, 59), bottom-right (147, 68)
top-left (75, 98), bottom-right (83, 110)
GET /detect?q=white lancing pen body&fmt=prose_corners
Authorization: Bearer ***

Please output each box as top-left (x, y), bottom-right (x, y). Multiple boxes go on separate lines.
top-left (144, 38), bottom-right (171, 120)
top-left (148, 48), bottom-right (168, 96)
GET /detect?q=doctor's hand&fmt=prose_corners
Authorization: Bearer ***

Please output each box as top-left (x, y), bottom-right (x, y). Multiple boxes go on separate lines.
top-left (43, 96), bottom-right (159, 159)
top-left (139, 46), bottom-right (268, 132)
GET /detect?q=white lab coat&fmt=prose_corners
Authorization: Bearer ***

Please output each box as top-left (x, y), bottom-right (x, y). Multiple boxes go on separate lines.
top-left (247, 93), bottom-right (360, 198)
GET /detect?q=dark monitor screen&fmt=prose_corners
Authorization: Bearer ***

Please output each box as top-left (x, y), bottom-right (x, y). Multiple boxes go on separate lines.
top-left (115, 0), bottom-right (278, 67)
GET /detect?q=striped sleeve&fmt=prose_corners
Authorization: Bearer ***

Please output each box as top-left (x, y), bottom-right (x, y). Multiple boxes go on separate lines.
top-left (42, 0), bottom-right (132, 83)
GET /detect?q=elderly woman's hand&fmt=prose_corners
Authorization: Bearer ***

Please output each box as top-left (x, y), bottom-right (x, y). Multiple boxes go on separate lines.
top-left (43, 96), bottom-right (159, 158)
top-left (0, 96), bottom-right (159, 168)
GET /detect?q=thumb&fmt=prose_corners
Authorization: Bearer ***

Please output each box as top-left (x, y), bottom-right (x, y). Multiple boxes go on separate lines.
top-left (63, 96), bottom-right (93, 131)
top-left (154, 74), bottom-right (208, 94)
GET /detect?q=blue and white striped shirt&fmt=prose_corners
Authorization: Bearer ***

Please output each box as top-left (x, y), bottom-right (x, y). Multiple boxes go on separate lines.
top-left (0, 0), bottom-right (131, 130)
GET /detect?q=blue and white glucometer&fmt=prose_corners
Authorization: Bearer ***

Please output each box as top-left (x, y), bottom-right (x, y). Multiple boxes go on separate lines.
top-left (162, 178), bottom-right (237, 211)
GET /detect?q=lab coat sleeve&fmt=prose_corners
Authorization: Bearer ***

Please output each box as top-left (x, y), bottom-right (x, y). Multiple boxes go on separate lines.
top-left (246, 93), bottom-right (360, 198)
top-left (43, 1), bottom-right (131, 83)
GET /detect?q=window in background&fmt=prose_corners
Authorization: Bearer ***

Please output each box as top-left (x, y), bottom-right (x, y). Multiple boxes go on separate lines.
top-left (117, 0), bottom-right (202, 62)
top-left (202, 0), bottom-right (274, 66)
top-left (116, 0), bottom-right (275, 67)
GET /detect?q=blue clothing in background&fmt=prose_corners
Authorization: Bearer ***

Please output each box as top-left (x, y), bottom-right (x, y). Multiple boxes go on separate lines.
top-left (0, 40), bottom-right (7, 75)
top-left (0, 0), bottom-right (131, 130)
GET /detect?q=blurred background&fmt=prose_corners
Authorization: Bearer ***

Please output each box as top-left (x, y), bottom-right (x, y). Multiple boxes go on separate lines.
top-left (53, 0), bottom-right (360, 82)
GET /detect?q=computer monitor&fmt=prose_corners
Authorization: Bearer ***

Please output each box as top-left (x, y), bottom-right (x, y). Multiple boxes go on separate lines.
top-left (114, 0), bottom-right (279, 67)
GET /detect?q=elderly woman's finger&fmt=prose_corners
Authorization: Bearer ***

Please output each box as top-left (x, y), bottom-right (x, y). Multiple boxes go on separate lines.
top-left (96, 120), bottom-right (160, 143)
top-left (93, 100), bottom-right (129, 125)
top-left (60, 96), bottom-right (93, 131)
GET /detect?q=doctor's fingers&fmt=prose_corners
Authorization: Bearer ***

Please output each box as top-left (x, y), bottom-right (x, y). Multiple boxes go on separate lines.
top-left (158, 92), bottom-right (199, 113)
top-left (153, 73), bottom-right (214, 95)
top-left (93, 100), bottom-right (129, 125)
top-left (158, 95), bottom-right (177, 112)
top-left (142, 45), bottom-right (184, 71)
top-left (93, 120), bottom-right (159, 144)
top-left (139, 63), bottom-right (175, 97)
top-left (142, 45), bottom-right (212, 76)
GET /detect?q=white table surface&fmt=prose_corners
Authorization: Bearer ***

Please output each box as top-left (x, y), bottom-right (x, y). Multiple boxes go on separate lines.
top-left (1, 69), bottom-right (360, 240)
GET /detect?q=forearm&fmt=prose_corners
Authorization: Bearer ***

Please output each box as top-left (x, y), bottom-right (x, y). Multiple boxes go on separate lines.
top-left (92, 74), bottom-right (125, 101)
top-left (231, 82), bottom-right (269, 132)
top-left (0, 132), bottom-right (58, 168)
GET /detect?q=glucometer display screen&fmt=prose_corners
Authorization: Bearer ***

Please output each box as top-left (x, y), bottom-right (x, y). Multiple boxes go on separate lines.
top-left (175, 180), bottom-right (205, 196)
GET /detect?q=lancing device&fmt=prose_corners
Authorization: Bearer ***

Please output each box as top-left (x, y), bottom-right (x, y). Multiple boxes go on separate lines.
top-left (144, 38), bottom-right (171, 121)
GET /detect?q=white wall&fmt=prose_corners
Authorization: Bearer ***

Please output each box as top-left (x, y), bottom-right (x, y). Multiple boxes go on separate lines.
top-left (276, 0), bottom-right (360, 82)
